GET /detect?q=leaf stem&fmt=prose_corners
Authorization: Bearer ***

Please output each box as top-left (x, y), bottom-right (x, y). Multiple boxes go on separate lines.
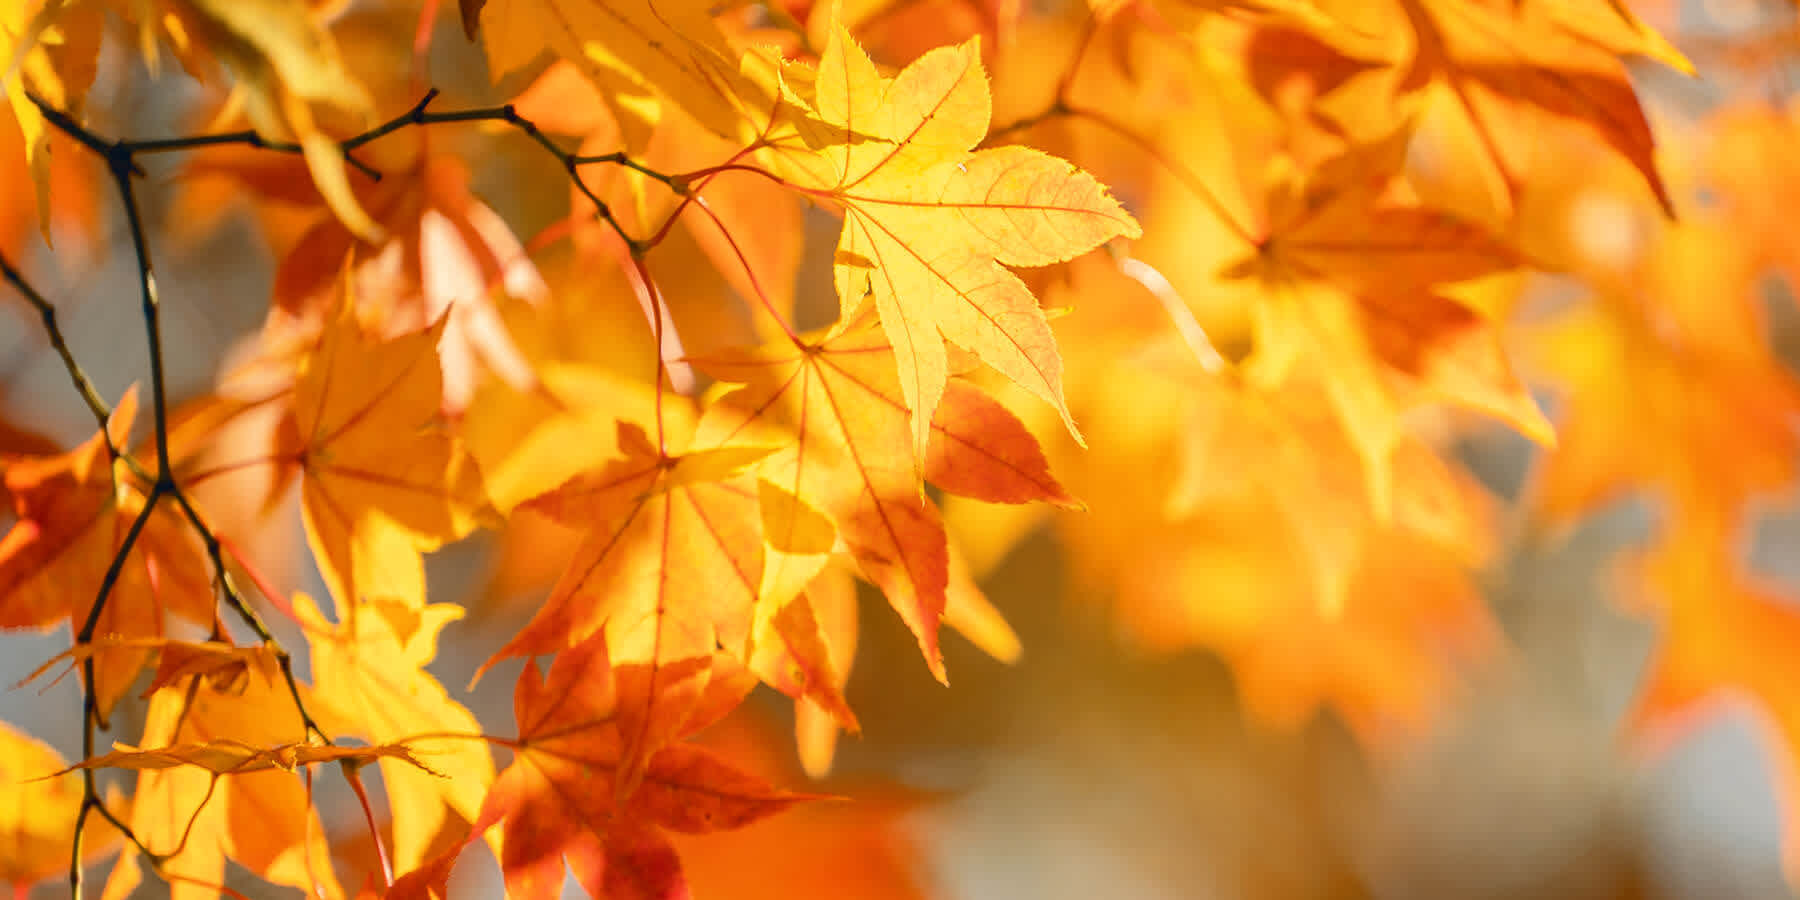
top-left (688, 193), bottom-right (801, 342)
top-left (342, 761), bottom-right (394, 890)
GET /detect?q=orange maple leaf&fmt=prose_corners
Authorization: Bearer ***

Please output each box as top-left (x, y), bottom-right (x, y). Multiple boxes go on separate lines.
top-left (477, 410), bottom-right (803, 789)
top-left (1035, 259), bottom-right (1499, 743)
top-left (1168, 372), bottom-right (1500, 741)
top-left (184, 124), bottom-right (551, 415)
top-left (171, 0), bottom-right (384, 240)
top-left (510, 60), bottom-right (808, 341)
top-left (1524, 220), bottom-right (1800, 529)
top-left (479, 417), bottom-right (771, 673)
top-left (0, 718), bottom-right (121, 894)
top-left (16, 0), bottom-right (387, 240)
top-left (0, 389), bottom-right (213, 720)
top-left (694, 306), bottom-right (1072, 681)
top-left (477, 639), bottom-right (813, 900)
top-left (284, 289), bottom-right (493, 615)
top-left (20, 636), bottom-right (280, 699)
top-left (0, 0), bottom-right (102, 239)
top-left (1296, 0), bottom-right (1682, 215)
top-left (1219, 128), bottom-right (1550, 510)
top-left (105, 655), bottom-right (344, 900)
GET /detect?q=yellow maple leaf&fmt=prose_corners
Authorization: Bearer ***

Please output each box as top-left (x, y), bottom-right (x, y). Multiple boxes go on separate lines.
top-left (284, 285), bottom-right (494, 617)
top-left (295, 593), bottom-right (495, 873)
top-left (0, 0), bottom-right (101, 239)
top-left (0, 718), bottom-right (120, 894)
top-left (760, 25), bottom-right (1142, 458)
top-left (105, 659), bottom-right (343, 900)
top-left (168, 0), bottom-right (383, 241)
top-left (479, 0), bottom-right (768, 149)
top-left (0, 389), bottom-right (214, 721)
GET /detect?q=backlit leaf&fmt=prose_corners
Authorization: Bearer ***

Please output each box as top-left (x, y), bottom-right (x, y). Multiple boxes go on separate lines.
top-left (761, 26), bottom-right (1141, 457)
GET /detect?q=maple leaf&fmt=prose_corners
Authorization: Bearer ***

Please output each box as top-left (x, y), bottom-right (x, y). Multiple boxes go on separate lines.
top-left (0, 0), bottom-right (101, 238)
top-left (105, 657), bottom-right (345, 900)
top-left (229, 148), bottom-right (551, 414)
top-left (1217, 128), bottom-right (1550, 511)
top-left (284, 288), bottom-right (494, 615)
top-left (0, 718), bottom-right (121, 894)
top-left (296, 592), bottom-right (495, 873)
top-left (479, 415), bottom-right (774, 774)
top-left (167, 0), bottom-right (385, 241)
top-left (478, 0), bottom-right (769, 150)
top-left (477, 637), bottom-right (813, 900)
top-left (21, 0), bottom-right (385, 240)
top-left (694, 307), bottom-right (1072, 681)
top-left (1524, 221), bottom-right (1800, 529)
top-left (1166, 371), bottom-right (1499, 741)
top-left (1301, 0), bottom-right (1681, 215)
top-left (759, 25), bottom-right (1142, 457)
top-left (675, 711), bottom-right (933, 900)
top-left (0, 389), bottom-right (213, 720)
top-left (509, 60), bottom-right (807, 340)
top-left (1032, 259), bottom-right (1499, 742)
top-left (19, 636), bottom-right (280, 698)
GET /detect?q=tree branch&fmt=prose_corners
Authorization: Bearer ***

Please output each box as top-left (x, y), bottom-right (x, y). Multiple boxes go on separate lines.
top-left (20, 86), bottom-right (700, 899)
top-left (0, 252), bottom-right (114, 434)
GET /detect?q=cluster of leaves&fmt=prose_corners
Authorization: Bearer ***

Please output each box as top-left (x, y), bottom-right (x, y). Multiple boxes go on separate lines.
top-left (2, 0), bottom-right (1798, 896)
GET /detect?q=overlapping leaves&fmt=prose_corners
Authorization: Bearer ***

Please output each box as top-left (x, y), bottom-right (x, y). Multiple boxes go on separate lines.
top-left (474, 638), bottom-right (811, 900)
top-left (694, 306), bottom-right (1073, 682)
top-left (1, 0), bottom-right (1758, 897)
top-left (756, 25), bottom-right (1143, 456)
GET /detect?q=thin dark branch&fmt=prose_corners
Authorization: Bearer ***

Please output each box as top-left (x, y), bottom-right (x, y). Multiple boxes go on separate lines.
top-left (984, 98), bottom-right (1073, 147)
top-left (27, 99), bottom-right (350, 900)
top-left (69, 481), bottom-right (161, 900)
top-left (29, 96), bottom-right (128, 168)
top-left (572, 150), bottom-right (685, 192)
top-left (163, 487), bottom-right (331, 743)
top-left (74, 486), bottom-right (160, 646)
top-left (107, 148), bottom-right (173, 481)
top-left (36, 86), bottom-right (676, 250)
top-left (131, 128), bottom-right (384, 180)
top-left (351, 91), bottom-right (653, 251)
top-left (22, 84), bottom-right (699, 899)
top-left (0, 251), bottom-right (114, 432)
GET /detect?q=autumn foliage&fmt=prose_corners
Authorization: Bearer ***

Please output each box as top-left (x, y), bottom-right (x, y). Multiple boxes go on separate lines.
top-left (0, 0), bottom-right (1793, 896)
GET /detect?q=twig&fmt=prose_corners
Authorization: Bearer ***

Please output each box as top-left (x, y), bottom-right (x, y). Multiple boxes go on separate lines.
top-left (27, 101), bottom-right (341, 900)
top-left (20, 85), bottom-right (700, 899)
top-left (0, 252), bottom-right (114, 433)
top-left (128, 128), bottom-right (383, 180)
top-left (342, 761), bottom-right (393, 890)
top-left (344, 89), bottom-right (648, 251)
top-left (69, 484), bottom-right (162, 900)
